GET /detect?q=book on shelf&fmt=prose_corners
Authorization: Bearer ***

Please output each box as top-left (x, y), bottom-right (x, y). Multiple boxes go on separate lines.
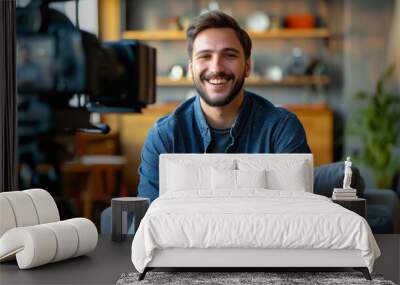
top-left (333, 188), bottom-right (357, 193)
top-left (332, 192), bottom-right (357, 197)
top-left (332, 194), bottom-right (359, 200)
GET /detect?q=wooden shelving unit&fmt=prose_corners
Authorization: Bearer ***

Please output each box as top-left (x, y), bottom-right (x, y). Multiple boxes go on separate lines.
top-left (122, 27), bottom-right (331, 89)
top-left (157, 75), bottom-right (331, 87)
top-left (123, 28), bottom-right (330, 41)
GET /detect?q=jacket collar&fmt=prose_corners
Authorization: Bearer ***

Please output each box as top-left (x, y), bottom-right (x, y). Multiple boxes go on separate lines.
top-left (194, 95), bottom-right (209, 134)
top-left (230, 91), bottom-right (251, 138)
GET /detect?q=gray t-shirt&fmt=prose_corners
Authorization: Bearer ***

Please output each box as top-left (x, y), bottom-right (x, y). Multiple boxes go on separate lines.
top-left (207, 127), bottom-right (232, 153)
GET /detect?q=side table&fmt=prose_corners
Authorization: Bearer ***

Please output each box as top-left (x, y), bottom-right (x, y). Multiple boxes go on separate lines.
top-left (331, 197), bottom-right (367, 218)
top-left (112, 197), bottom-right (149, 241)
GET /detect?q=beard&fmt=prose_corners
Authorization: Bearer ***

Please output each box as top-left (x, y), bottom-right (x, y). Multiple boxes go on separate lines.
top-left (193, 70), bottom-right (246, 107)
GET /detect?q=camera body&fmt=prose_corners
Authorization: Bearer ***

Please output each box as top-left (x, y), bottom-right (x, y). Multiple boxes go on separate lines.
top-left (16, 0), bottom-right (156, 114)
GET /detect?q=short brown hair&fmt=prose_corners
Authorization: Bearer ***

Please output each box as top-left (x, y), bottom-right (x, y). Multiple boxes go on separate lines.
top-left (186, 11), bottom-right (252, 60)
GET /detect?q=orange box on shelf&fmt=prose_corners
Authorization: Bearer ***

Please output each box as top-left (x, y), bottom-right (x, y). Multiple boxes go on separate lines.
top-left (285, 14), bottom-right (316, 29)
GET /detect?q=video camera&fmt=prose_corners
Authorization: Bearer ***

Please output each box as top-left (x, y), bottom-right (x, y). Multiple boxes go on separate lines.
top-left (16, 0), bottom-right (156, 133)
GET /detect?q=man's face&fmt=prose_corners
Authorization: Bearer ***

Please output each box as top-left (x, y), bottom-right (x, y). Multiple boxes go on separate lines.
top-left (189, 28), bottom-right (251, 107)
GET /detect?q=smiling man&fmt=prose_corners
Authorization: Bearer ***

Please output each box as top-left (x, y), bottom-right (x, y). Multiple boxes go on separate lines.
top-left (138, 11), bottom-right (310, 202)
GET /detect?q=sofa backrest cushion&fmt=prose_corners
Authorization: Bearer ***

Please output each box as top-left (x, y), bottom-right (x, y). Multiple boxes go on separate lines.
top-left (313, 161), bottom-right (365, 197)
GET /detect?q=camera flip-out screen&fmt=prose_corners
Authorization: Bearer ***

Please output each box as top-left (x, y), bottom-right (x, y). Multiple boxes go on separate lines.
top-left (17, 36), bottom-right (55, 92)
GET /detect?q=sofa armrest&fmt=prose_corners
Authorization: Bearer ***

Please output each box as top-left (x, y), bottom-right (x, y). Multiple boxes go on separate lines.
top-left (364, 188), bottom-right (400, 233)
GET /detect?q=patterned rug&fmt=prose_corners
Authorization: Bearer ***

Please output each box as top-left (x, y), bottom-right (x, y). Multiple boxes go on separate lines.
top-left (116, 271), bottom-right (396, 285)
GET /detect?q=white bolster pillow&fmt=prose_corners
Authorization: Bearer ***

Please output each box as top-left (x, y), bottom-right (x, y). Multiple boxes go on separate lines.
top-left (24, 188), bottom-right (60, 224)
top-left (0, 226), bottom-right (57, 268)
top-left (42, 221), bottom-right (79, 262)
top-left (0, 191), bottom-right (39, 228)
top-left (0, 218), bottom-right (98, 269)
top-left (65, 218), bottom-right (98, 257)
top-left (0, 196), bottom-right (17, 237)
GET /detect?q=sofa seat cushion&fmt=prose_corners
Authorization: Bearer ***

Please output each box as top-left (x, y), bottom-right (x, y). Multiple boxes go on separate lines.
top-left (364, 188), bottom-right (400, 233)
top-left (367, 205), bottom-right (393, 233)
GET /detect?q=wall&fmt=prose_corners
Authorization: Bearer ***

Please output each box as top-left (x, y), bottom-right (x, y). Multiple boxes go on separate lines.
top-left (339, 0), bottom-right (396, 187)
top-left (50, 0), bottom-right (99, 35)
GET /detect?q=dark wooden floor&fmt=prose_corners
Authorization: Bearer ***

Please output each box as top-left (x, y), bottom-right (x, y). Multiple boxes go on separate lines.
top-left (0, 234), bottom-right (398, 284)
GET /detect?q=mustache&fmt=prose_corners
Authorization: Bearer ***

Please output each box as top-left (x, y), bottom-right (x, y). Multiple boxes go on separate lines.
top-left (201, 72), bottom-right (234, 81)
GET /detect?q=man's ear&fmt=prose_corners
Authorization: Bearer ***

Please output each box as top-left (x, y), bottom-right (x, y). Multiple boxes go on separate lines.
top-left (245, 58), bottom-right (251, 77)
top-left (188, 61), bottom-right (193, 77)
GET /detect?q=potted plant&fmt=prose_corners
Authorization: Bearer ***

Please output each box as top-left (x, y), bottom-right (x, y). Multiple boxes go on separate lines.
top-left (348, 64), bottom-right (400, 189)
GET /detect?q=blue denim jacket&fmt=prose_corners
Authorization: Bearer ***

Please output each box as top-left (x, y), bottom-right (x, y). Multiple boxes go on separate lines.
top-left (138, 91), bottom-right (310, 202)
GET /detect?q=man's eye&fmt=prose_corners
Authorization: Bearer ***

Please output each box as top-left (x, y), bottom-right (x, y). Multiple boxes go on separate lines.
top-left (226, 53), bottom-right (237, 58)
top-left (197, 54), bottom-right (210, 59)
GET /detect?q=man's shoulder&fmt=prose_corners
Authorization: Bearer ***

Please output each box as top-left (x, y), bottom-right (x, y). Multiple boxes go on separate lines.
top-left (246, 91), bottom-right (293, 120)
top-left (154, 96), bottom-right (196, 129)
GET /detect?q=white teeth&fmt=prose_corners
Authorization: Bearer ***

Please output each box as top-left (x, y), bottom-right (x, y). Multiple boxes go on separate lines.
top-left (208, 78), bottom-right (227, 85)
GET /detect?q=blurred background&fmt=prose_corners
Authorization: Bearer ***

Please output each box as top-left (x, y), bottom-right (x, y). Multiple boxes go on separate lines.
top-left (14, 0), bottom-right (400, 232)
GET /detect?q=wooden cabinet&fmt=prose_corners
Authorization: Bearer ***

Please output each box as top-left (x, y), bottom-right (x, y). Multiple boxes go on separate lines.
top-left (287, 104), bottom-right (333, 166)
top-left (108, 104), bottom-right (178, 189)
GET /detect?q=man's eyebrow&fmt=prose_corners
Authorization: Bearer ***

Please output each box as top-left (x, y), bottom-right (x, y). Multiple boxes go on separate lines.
top-left (194, 48), bottom-right (241, 56)
top-left (222, 48), bottom-right (240, 54)
top-left (194, 50), bottom-right (212, 56)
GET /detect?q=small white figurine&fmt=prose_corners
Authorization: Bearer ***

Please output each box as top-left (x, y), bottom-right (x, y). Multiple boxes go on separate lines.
top-left (343, 156), bottom-right (353, 189)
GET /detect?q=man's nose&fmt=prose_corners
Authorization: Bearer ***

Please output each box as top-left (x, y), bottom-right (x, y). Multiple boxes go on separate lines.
top-left (209, 55), bottom-right (224, 72)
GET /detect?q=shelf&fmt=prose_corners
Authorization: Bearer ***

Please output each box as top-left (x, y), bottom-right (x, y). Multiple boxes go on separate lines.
top-left (123, 28), bottom-right (330, 41)
top-left (157, 75), bottom-right (331, 87)
top-left (123, 30), bottom-right (186, 41)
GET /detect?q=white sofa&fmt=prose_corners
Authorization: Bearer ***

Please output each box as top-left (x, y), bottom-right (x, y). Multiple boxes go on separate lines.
top-left (0, 188), bottom-right (98, 269)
